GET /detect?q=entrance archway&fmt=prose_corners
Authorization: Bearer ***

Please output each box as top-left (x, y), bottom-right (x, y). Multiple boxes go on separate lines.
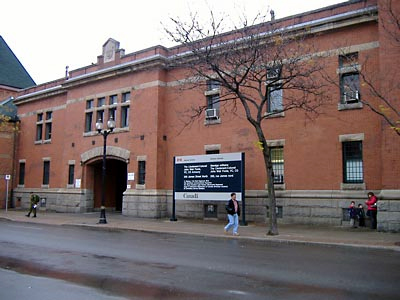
top-left (81, 146), bottom-right (130, 212)
top-left (92, 159), bottom-right (127, 211)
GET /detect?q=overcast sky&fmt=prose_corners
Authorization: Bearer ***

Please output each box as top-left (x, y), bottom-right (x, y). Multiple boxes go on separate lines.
top-left (2, 0), bottom-right (344, 85)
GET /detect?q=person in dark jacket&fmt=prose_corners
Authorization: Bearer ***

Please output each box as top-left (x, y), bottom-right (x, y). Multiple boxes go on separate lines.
top-left (224, 192), bottom-right (240, 236)
top-left (348, 201), bottom-right (357, 228)
top-left (26, 192), bottom-right (40, 218)
top-left (357, 203), bottom-right (366, 227)
top-left (365, 192), bottom-right (378, 229)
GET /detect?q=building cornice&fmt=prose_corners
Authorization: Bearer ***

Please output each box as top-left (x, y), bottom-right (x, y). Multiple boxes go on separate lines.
top-left (15, 5), bottom-right (378, 104)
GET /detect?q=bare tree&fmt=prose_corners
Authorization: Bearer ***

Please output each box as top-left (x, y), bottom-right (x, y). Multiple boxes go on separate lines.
top-left (165, 11), bottom-right (330, 235)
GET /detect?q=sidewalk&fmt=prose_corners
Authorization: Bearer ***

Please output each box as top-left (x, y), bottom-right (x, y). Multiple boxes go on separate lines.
top-left (1, 209), bottom-right (399, 251)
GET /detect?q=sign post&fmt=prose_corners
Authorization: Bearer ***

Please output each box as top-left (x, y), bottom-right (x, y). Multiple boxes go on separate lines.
top-left (5, 175), bottom-right (11, 212)
top-left (172, 152), bottom-right (246, 225)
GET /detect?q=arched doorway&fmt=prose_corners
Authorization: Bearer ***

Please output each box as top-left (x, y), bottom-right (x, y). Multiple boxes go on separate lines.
top-left (92, 159), bottom-right (127, 211)
top-left (81, 146), bottom-right (130, 212)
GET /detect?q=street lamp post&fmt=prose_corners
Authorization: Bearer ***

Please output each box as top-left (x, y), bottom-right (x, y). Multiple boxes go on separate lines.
top-left (95, 117), bottom-right (116, 224)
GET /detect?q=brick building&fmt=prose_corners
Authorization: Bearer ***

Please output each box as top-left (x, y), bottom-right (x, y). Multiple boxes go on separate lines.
top-left (11, 0), bottom-right (400, 230)
top-left (0, 36), bottom-right (35, 209)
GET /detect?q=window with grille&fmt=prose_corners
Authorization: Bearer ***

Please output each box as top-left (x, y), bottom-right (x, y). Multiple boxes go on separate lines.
top-left (342, 141), bottom-right (363, 183)
top-left (138, 161), bottom-right (146, 185)
top-left (270, 147), bottom-right (284, 184)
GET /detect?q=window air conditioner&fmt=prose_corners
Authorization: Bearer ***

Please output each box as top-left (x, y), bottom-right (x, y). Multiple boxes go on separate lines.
top-left (205, 108), bottom-right (218, 119)
top-left (344, 90), bottom-right (359, 104)
top-left (267, 66), bottom-right (281, 80)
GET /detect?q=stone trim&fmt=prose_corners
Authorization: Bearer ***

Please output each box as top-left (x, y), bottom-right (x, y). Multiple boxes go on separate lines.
top-left (340, 183), bottom-right (366, 191)
top-left (81, 146), bottom-right (130, 163)
top-left (204, 144), bottom-right (221, 152)
top-left (339, 133), bottom-right (364, 142)
top-left (266, 139), bottom-right (285, 147)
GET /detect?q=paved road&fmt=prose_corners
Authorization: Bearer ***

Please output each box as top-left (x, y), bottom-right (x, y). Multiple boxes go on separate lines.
top-left (0, 220), bottom-right (399, 299)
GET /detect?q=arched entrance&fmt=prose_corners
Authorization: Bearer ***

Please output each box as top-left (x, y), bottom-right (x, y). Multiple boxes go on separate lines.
top-left (91, 159), bottom-right (127, 211)
top-left (81, 146), bottom-right (130, 212)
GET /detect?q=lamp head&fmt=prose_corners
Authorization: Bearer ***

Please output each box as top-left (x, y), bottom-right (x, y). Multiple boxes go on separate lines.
top-left (95, 119), bottom-right (103, 133)
top-left (107, 116), bottom-right (116, 132)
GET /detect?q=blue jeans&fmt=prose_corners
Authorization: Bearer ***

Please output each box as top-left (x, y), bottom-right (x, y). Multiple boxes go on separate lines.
top-left (224, 213), bottom-right (239, 234)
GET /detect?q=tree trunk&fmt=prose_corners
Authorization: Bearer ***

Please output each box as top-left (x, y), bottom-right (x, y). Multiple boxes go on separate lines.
top-left (255, 126), bottom-right (279, 235)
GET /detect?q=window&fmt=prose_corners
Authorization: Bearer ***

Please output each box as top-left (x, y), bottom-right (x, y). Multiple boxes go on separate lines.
top-left (44, 111), bottom-right (52, 141)
top-left (68, 164), bottom-right (75, 185)
top-left (122, 92), bottom-right (130, 103)
top-left (121, 105), bottom-right (129, 127)
top-left (339, 53), bottom-right (360, 104)
top-left (205, 80), bottom-right (220, 120)
top-left (19, 162), bottom-right (25, 185)
top-left (138, 161), bottom-right (146, 185)
top-left (36, 113), bottom-right (43, 141)
top-left (86, 99), bottom-right (94, 109)
top-left (43, 161), bottom-right (50, 185)
top-left (206, 149), bottom-right (220, 155)
top-left (207, 80), bottom-right (220, 91)
top-left (45, 123), bottom-right (52, 140)
top-left (97, 110), bottom-right (104, 123)
top-left (36, 123), bottom-right (43, 141)
top-left (342, 141), bottom-right (363, 183)
top-left (85, 112), bottom-right (93, 132)
top-left (109, 108), bottom-right (116, 123)
top-left (268, 85), bottom-right (283, 113)
top-left (97, 97), bottom-right (105, 107)
top-left (109, 94), bottom-right (118, 105)
top-left (270, 147), bottom-right (284, 184)
top-left (341, 73), bottom-right (360, 104)
top-left (207, 94), bottom-right (220, 110)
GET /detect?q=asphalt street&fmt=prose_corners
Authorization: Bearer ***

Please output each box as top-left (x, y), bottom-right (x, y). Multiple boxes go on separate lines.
top-left (1, 220), bottom-right (399, 300)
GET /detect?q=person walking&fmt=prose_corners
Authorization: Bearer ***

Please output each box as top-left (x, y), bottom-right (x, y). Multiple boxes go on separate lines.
top-left (26, 192), bottom-right (40, 218)
top-left (224, 192), bottom-right (240, 236)
top-left (365, 192), bottom-right (378, 229)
